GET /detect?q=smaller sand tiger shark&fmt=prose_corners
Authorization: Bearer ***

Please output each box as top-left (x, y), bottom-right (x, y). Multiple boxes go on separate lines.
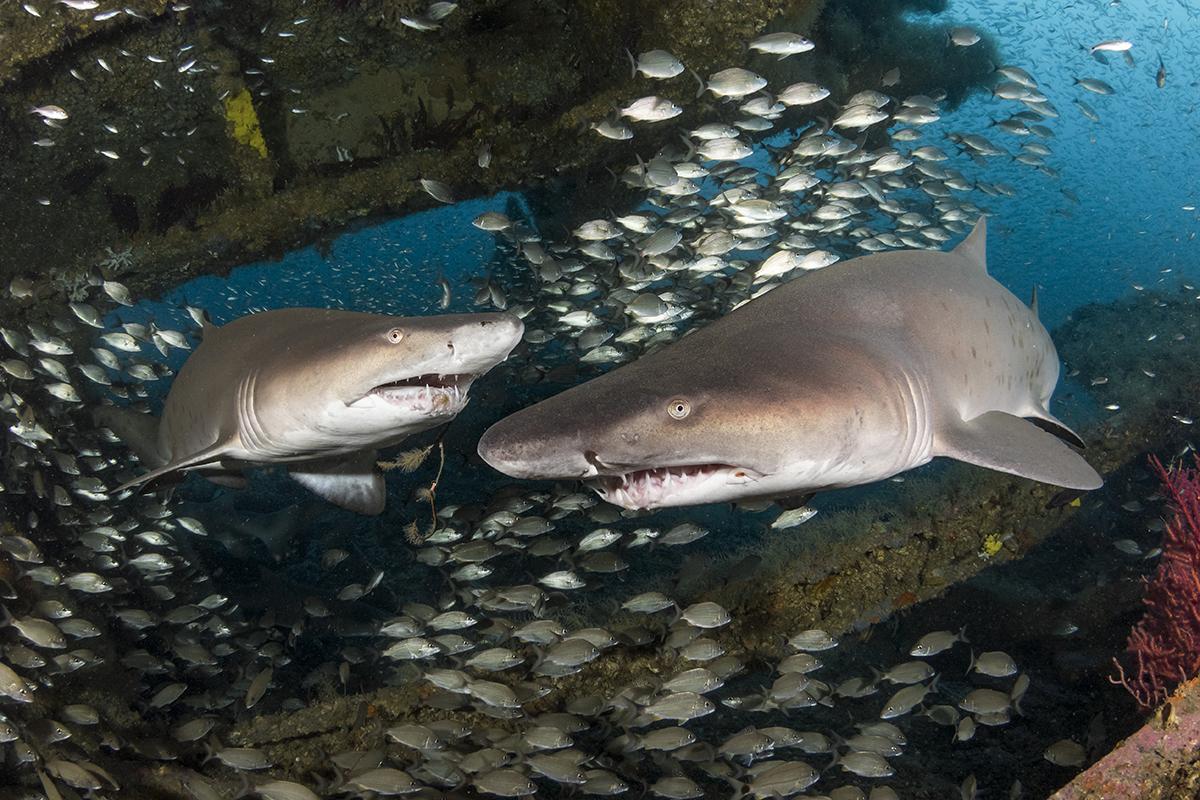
top-left (478, 218), bottom-right (1101, 510)
top-left (96, 308), bottom-right (523, 515)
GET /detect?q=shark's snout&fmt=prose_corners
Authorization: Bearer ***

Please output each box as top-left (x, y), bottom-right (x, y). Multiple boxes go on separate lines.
top-left (477, 412), bottom-right (593, 480)
top-left (448, 312), bottom-right (524, 372)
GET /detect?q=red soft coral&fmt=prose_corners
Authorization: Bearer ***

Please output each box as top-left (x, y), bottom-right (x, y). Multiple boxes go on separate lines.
top-left (1113, 455), bottom-right (1200, 708)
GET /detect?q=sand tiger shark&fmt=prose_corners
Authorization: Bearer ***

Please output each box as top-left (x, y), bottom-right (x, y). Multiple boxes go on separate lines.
top-left (478, 218), bottom-right (1101, 510)
top-left (96, 308), bottom-right (523, 515)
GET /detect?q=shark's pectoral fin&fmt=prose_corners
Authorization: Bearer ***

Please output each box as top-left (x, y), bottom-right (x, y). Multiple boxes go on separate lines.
top-left (936, 410), bottom-right (1102, 490)
top-left (112, 437), bottom-right (239, 493)
top-left (290, 450), bottom-right (385, 516)
top-left (1027, 410), bottom-right (1087, 450)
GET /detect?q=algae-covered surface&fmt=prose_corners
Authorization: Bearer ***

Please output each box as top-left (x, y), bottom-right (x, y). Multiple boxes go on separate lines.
top-left (1053, 677), bottom-right (1200, 800)
top-left (0, 0), bottom-right (996, 316)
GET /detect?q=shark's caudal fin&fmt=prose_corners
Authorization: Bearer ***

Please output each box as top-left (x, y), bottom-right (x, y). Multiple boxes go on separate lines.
top-left (93, 406), bottom-right (164, 470)
top-left (290, 450), bottom-right (385, 516)
top-left (233, 503), bottom-right (305, 561)
top-left (953, 216), bottom-right (988, 273)
top-left (936, 410), bottom-right (1102, 490)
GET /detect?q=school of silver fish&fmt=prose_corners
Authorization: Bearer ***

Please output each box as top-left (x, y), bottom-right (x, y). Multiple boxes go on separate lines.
top-left (0, 1), bottom-right (1167, 798)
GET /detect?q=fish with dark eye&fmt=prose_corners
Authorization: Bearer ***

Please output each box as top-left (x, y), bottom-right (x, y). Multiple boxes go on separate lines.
top-left (627, 49), bottom-right (684, 79)
top-left (880, 680), bottom-right (937, 719)
top-left (0, 661), bottom-right (34, 703)
top-left (749, 32), bottom-right (815, 58)
top-left (2, 609), bottom-right (66, 649)
top-left (705, 67), bottom-right (767, 98)
top-left (911, 626), bottom-right (968, 656)
top-left (620, 96), bottom-right (682, 122)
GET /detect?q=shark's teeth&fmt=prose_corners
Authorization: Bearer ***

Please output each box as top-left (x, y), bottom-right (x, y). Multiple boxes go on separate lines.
top-left (371, 379), bottom-right (468, 413)
top-left (375, 372), bottom-right (472, 391)
top-left (598, 464), bottom-right (733, 509)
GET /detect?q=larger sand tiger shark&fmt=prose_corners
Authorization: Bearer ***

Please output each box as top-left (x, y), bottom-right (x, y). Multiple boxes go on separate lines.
top-left (96, 308), bottom-right (523, 515)
top-left (478, 218), bottom-right (1101, 510)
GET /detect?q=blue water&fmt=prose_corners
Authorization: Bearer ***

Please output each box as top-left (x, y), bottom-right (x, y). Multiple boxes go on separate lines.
top-left (913, 0), bottom-right (1200, 325)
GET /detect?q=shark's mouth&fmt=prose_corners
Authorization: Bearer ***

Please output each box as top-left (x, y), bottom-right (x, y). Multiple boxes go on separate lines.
top-left (589, 463), bottom-right (755, 510)
top-left (365, 373), bottom-right (475, 413)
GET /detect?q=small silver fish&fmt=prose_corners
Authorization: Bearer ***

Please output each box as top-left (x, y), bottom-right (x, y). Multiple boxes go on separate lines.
top-left (0, 662), bottom-right (33, 703)
top-left (1090, 39), bottom-right (1132, 54)
top-left (1074, 77), bottom-right (1115, 95)
top-left (620, 96), bottom-right (682, 122)
top-left (910, 626), bottom-right (968, 656)
top-left (628, 49), bottom-right (684, 79)
top-left (706, 67), bottom-right (767, 98)
top-left (880, 680), bottom-right (936, 719)
top-left (680, 601), bottom-right (730, 629)
top-left (1044, 739), bottom-right (1086, 766)
top-left (789, 629), bottom-right (837, 651)
top-left (30, 104), bottom-right (68, 120)
top-left (420, 178), bottom-right (454, 204)
top-left (749, 32), bottom-right (815, 58)
top-left (969, 649), bottom-right (1018, 677)
top-left (101, 281), bottom-right (134, 305)
top-left (949, 26), bottom-right (981, 46)
top-left (244, 666), bottom-right (272, 709)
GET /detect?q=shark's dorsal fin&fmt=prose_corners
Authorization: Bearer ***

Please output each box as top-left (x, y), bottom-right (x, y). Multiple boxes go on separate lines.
top-left (1029, 284), bottom-right (1039, 316)
top-left (953, 216), bottom-right (988, 274)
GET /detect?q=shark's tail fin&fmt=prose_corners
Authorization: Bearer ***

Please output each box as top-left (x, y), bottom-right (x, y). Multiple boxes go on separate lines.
top-left (93, 405), bottom-right (164, 470)
top-left (236, 504), bottom-right (305, 561)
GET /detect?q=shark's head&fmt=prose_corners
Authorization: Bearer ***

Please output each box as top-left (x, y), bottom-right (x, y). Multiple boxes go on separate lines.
top-left (249, 310), bottom-right (524, 455)
top-left (477, 338), bottom-right (901, 509)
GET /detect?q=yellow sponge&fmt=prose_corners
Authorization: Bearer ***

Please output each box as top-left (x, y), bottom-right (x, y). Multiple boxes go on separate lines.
top-left (223, 88), bottom-right (267, 159)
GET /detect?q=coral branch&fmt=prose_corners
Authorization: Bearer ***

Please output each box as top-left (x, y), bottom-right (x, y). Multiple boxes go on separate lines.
top-left (1112, 455), bottom-right (1200, 708)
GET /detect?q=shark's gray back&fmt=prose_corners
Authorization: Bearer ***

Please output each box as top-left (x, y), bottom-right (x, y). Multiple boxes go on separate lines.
top-left (773, 246), bottom-right (1053, 419)
top-left (697, 238), bottom-right (1055, 428)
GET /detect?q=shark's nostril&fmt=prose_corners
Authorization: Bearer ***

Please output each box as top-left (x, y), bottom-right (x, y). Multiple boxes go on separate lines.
top-left (584, 450), bottom-right (600, 467)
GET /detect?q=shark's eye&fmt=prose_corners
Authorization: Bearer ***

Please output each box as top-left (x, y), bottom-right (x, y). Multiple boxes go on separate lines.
top-left (387, 328), bottom-right (404, 344)
top-left (667, 398), bottom-right (691, 419)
